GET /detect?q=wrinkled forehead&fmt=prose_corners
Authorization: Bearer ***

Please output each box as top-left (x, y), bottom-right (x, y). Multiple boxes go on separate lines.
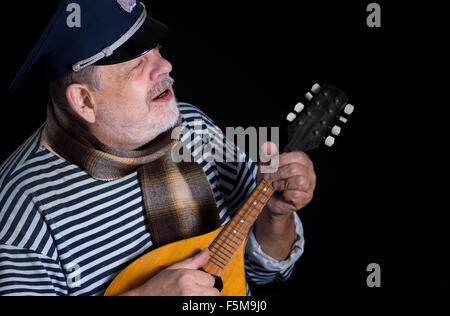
top-left (97, 54), bottom-right (142, 81)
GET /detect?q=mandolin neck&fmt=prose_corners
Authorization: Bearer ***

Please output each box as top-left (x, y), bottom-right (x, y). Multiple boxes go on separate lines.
top-left (202, 179), bottom-right (275, 276)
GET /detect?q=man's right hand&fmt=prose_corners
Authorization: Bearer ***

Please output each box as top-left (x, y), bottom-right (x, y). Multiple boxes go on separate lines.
top-left (122, 248), bottom-right (220, 296)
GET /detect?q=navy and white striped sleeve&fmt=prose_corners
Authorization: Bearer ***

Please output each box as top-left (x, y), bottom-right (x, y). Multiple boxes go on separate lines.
top-left (0, 245), bottom-right (67, 296)
top-left (0, 176), bottom-right (68, 296)
top-left (245, 213), bottom-right (305, 284)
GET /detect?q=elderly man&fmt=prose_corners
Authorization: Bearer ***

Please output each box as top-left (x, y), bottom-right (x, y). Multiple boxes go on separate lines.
top-left (0, 0), bottom-right (315, 296)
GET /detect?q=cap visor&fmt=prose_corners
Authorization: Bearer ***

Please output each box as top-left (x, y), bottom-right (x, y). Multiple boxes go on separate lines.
top-left (94, 16), bottom-right (169, 66)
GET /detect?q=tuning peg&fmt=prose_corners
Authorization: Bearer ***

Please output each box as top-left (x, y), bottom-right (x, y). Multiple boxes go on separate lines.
top-left (324, 136), bottom-right (335, 147)
top-left (311, 83), bottom-right (321, 94)
top-left (331, 125), bottom-right (341, 136)
top-left (305, 92), bottom-right (313, 101)
top-left (344, 104), bottom-right (355, 115)
top-left (286, 112), bottom-right (297, 122)
top-left (338, 116), bottom-right (348, 124)
top-left (294, 102), bottom-right (305, 113)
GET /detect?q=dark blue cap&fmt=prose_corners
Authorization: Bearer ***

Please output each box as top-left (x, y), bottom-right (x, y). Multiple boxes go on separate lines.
top-left (9, 0), bottom-right (169, 91)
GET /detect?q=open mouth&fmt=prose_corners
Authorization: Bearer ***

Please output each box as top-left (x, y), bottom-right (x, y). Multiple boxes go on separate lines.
top-left (154, 89), bottom-right (169, 100)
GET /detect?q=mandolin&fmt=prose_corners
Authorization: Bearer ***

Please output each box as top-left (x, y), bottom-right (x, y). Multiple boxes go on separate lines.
top-left (104, 83), bottom-right (354, 296)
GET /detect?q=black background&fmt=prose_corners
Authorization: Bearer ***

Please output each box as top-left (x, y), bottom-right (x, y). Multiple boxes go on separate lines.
top-left (1, 0), bottom-right (446, 300)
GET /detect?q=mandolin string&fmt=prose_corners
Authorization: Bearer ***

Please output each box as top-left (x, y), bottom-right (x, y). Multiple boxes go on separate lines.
top-left (209, 180), bottom-right (274, 267)
top-left (216, 180), bottom-right (274, 265)
top-left (219, 179), bottom-right (273, 251)
top-left (239, 179), bottom-right (274, 230)
top-left (208, 179), bottom-right (275, 269)
top-left (207, 182), bottom-right (274, 274)
top-left (238, 179), bottom-right (274, 237)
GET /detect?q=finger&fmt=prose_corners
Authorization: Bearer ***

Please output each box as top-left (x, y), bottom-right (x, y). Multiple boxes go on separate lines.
top-left (273, 175), bottom-right (311, 192)
top-left (260, 141), bottom-right (279, 157)
top-left (259, 142), bottom-right (280, 175)
top-left (169, 248), bottom-right (210, 270)
top-left (190, 270), bottom-right (216, 287)
top-left (278, 151), bottom-right (314, 170)
top-left (267, 193), bottom-right (298, 212)
top-left (282, 190), bottom-right (313, 208)
top-left (194, 286), bottom-right (221, 296)
top-left (265, 163), bottom-right (311, 182)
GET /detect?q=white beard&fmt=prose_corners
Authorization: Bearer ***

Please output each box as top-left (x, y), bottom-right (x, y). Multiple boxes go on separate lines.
top-left (94, 87), bottom-right (180, 150)
top-left (147, 88), bottom-right (180, 137)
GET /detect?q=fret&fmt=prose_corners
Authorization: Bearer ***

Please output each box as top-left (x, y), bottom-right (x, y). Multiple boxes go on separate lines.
top-left (209, 250), bottom-right (227, 266)
top-left (231, 214), bottom-right (255, 230)
top-left (214, 230), bottom-right (243, 252)
top-left (228, 222), bottom-right (249, 235)
top-left (212, 244), bottom-right (234, 258)
top-left (223, 231), bottom-right (243, 243)
top-left (217, 235), bottom-right (239, 248)
top-left (216, 230), bottom-right (244, 250)
top-left (211, 243), bottom-right (233, 257)
top-left (259, 192), bottom-right (270, 199)
top-left (210, 244), bottom-right (232, 260)
top-left (209, 256), bottom-right (225, 269)
top-left (236, 212), bottom-right (257, 223)
top-left (206, 179), bottom-right (275, 274)
top-left (229, 226), bottom-right (246, 237)
top-left (208, 257), bottom-right (224, 269)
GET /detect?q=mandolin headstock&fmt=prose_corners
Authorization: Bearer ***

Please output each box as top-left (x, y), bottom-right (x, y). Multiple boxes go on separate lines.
top-left (284, 83), bottom-right (354, 152)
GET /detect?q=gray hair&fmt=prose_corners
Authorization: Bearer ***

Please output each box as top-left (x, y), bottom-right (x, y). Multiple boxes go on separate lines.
top-left (49, 66), bottom-right (103, 110)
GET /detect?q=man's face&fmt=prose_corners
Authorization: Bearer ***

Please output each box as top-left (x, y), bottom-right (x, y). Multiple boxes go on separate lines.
top-left (91, 45), bottom-right (179, 150)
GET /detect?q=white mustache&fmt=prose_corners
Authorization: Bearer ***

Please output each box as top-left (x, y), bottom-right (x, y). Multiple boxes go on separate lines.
top-left (147, 76), bottom-right (175, 103)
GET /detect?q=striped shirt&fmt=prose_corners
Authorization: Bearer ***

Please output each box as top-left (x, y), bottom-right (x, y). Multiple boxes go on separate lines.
top-left (0, 102), bottom-right (304, 296)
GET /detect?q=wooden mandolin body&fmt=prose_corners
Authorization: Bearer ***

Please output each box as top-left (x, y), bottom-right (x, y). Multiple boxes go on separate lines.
top-left (104, 226), bottom-right (246, 296)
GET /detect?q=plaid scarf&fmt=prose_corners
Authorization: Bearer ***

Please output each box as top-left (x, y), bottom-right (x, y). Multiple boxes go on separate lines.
top-left (42, 102), bottom-right (220, 247)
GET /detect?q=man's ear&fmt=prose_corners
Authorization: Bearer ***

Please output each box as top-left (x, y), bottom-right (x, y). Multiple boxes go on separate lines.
top-left (65, 84), bottom-right (97, 124)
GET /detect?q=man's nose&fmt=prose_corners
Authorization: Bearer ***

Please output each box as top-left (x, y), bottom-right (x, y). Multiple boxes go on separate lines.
top-left (149, 54), bottom-right (172, 82)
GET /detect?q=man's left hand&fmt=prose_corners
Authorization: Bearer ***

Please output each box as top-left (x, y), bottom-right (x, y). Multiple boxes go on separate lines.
top-left (257, 142), bottom-right (316, 216)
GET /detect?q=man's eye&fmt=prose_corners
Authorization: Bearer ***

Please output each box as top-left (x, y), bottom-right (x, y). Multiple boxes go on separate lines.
top-left (134, 61), bottom-right (143, 70)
